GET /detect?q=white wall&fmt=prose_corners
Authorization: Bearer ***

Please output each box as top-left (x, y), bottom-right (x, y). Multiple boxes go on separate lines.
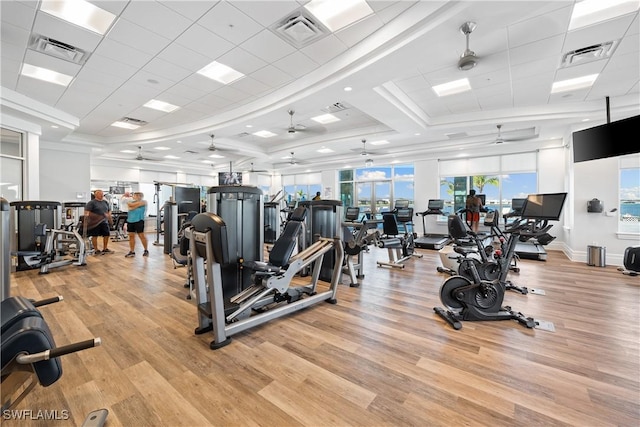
top-left (40, 147), bottom-right (91, 203)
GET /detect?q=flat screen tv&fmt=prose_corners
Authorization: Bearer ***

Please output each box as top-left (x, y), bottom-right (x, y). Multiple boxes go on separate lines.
top-left (572, 115), bottom-right (640, 163)
top-left (218, 172), bottom-right (242, 185)
top-left (521, 192), bottom-right (568, 221)
top-left (428, 199), bottom-right (444, 210)
top-left (476, 194), bottom-right (486, 206)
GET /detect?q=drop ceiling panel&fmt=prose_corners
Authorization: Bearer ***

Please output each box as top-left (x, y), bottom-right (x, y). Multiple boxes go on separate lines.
top-left (178, 74), bottom-right (224, 94)
top-left (16, 78), bottom-right (67, 106)
top-left (217, 47), bottom-right (268, 75)
top-left (250, 64), bottom-right (294, 87)
top-left (1, 21), bottom-right (31, 50)
top-left (510, 56), bottom-right (559, 81)
top-left (156, 43), bottom-right (211, 71)
top-left (553, 59), bottom-right (606, 80)
top-left (214, 85), bottom-right (251, 103)
top-left (56, 92), bottom-right (105, 118)
top-left (162, 83), bottom-right (208, 103)
top-left (334, 14), bottom-right (383, 48)
top-left (193, 94), bottom-right (234, 111)
top-left (563, 14), bottom-right (637, 52)
top-left (93, 38), bottom-right (154, 69)
top-left (617, 32), bottom-right (640, 56)
top-left (199, 2), bottom-right (263, 45)
top-left (1, 37), bottom-right (27, 64)
top-left (161, 1), bottom-right (216, 21)
top-left (232, 0), bottom-right (300, 27)
top-left (442, 97), bottom-right (481, 115)
top-left (373, 1), bottom-right (416, 24)
top-left (507, 5), bottom-right (572, 48)
top-left (301, 34), bottom-right (348, 65)
top-left (0, 58), bottom-right (21, 88)
top-left (470, 67), bottom-right (511, 91)
top-left (0, 1), bottom-right (37, 30)
top-left (509, 34), bottom-right (565, 66)
top-left (173, 24), bottom-right (235, 59)
top-left (475, 83), bottom-right (513, 110)
top-left (82, 54), bottom-right (138, 81)
top-left (513, 80), bottom-right (553, 106)
top-left (22, 50), bottom-right (82, 76)
top-left (229, 76), bottom-right (271, 97)
top-left (241, 29), bottom-right (296, 63)
top-left (273, 51), bottom-right (318, 78)
top-left (142, 57), bottom-right (192, 82)
top-left (119, 1), bottom-right (193, 40)
top-left (106, 18), bottom-right (171, 57)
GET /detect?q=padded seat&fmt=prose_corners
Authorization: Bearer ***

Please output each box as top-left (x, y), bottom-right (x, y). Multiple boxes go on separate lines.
top-left (1, 296), bottom-right (43, 335)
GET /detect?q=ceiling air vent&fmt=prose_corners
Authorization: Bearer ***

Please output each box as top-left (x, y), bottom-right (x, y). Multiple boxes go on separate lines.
top-left (271, 10), bottom-right (328, 48)
top-left (446, 132), bottom-right (468, 139)
top-left (321, 102), bottom-right (349, 114)
top-left (29, 35), bottom-right (89, 65)
top-left (561, 41), bottom-right (618, 68)
top-left (120, 117), bottom-right (148, 126)
top-left (236, 132), bottom-right (251, 137)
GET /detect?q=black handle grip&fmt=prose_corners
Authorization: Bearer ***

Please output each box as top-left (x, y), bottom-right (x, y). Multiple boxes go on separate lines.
top-left (49, 338), bottom-right (101, 359)
top-left (31, 296), bottom-right (63, 307)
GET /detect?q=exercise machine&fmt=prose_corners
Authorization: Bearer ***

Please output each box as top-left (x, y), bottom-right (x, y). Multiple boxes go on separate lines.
top-left (434, 193), bottom-right (567, 330)
top-left (415, 199), bottom-right (451, 250)
top-left (618, 245), bottom-right (640, 276)
top-left (191, 209), bottom-right (344, 349)
top-left (504, 197), bottom-right (552, 261)
top-left (377, 208), bottom-right (423, 269)
top-left (341, 206), bottom-right (381, 285)
top-left (298, 199), bottom-right (343, 281)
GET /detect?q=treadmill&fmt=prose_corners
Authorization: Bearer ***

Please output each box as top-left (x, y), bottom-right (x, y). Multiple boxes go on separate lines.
top-left (504, 197), bottom-right (548, 261)
top-left (415, 199), bottom-right (451, 250)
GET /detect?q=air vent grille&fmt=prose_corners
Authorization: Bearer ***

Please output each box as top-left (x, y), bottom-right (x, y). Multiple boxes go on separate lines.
top-left (29, 34), bottom-right (89, 64)
top-left (237, 132), bottom-right (251, 137)
top-left (271, 10), bottom-right (328, 48)
top-left (561, 41), bottom-right (618, 67)
top-left (321, 102), bottom-right (349, 113)
top-left (121, 117), bottom-right (148, 126)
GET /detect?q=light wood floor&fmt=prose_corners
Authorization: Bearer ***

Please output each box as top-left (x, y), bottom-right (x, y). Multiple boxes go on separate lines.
top-left (5, 235), bottom-right (640, 426)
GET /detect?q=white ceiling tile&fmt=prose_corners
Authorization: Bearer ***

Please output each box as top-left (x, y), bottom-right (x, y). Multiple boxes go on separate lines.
top-left (93, 38), bottom-right (154, 69)
top-left (469, 67), bottom-right (510, 91)
top-left (1, 37), bottom-right (27, 63)
top-left (161, 1), bottom-right (217, 21)
top-left (107, 17), bottom-right (171, 57)
top-left (125, 106), bottom-right (169, 123)
top-left (32, 11), bottom-right (102, 52)
top-left (230, 76), bottom-right (271, 96)
top-left (395, 75), bottom-right (428, 93)
top-left (90, 1), bottom-right (130, 17)
top-left (475, 83), bottom-right (513, 109)
top-left (548, 87), bottom-right (591, 104)
top-left (273, 51), bottom-right (318, 78)
top-left (119, 1), bottom-right (193, 39)
top-left (192, 94), bottom-right (233, 111)
top-left (510, 56), bottom-right (560, 81)
top-left (1, 21), bottom-right (31, 50)
top-left (16, 77), bottom-right (66, 105)
top-left (335, 14), bottom-right (383, 48)
top-left (250, 64), bottom-right (294, 87)
top-left (125, 69), bottom-right (176, 93)
top-left (217, 47), bottom-right (268, 75)
top-left (214, 85), bottom-right (251, 103)
top-left (509, 34), bottom-right (565, 66)
top-left (81, 54), bottom-right (137, 82)
top-left (513, 80), bottom-right (552, 106)
top-left (563, 14), bottom-right (637, 53)
top-left (232, 1), bottom-right (300, 27)
top-left (1, 1), bottom-right (37, 30)
top-left (1, 58), bottom-right (21, 89)
top-left (301, 35), bottom-right (347, 65)
top-left (372, 1), bottom-right (416, 24)
top-left (241, 29), bottom-right (296, 63)
top-left (179, 74), bottom-right (224, 94)
top-left (142, 57), bottom-right (192, 82)
top-left (174, 23), bottom-right (235, 59)
top-left (23, 50), bottom-right (82, 76)
top-left (199, 2), bottom-right (263, 45)
top-left (55, 92), bottom-right (105, 118)
top-left (553, 59), bottom-right (606, 81)
top-left (162, 83), bottom-right (209, 102)
top-left (156, 43), bottom-right (211, 72)
top-left (507, 5), bottom-right (572, 48)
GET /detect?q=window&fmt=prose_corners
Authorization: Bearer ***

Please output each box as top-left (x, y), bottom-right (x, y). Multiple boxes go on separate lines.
top-left (0, 128), bottom-right (24, 202)
top-left (620, 166), bottom-right (640, 233)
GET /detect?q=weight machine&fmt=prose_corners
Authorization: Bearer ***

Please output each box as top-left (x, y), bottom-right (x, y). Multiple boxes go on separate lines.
top-left (191, 210), bottom-right (344, 349)
top-left (377, 208), bottom-right (423, 269)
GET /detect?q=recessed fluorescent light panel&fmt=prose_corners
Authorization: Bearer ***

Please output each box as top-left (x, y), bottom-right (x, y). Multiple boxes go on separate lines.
top-left (21, 63), bottom-right (73, 86)
top-left (551, 74), bottom-right (599, 93)
top-left (40, 0), bottom-right (116, 35)
top-left (197, 61), bottom-right (245, 84)
top-left (164, 155), bottom-right (180, 159)
top-left (253, 130), bottom-right (277, 138)
top-left (432, 78), bottom-right (471, 97)
top-left (143, 99), bottom-right (180, 112)
top-left (111, 121), bottom-right (140, 130)
top-left (311, 113), bottom-right (340, 124)
top-left (370, 140), bottom-right (390, 146)
top-left (569, 0), bottom-right (639, 30)
top-left (305, 0), bottom-right (373, 31)
top-left (120, 150), bottom-right (136, 154)
top-left (317, 148), bottom-right (334, 153)
top-left (209, 154), bottom-right (225, 159)
top-left (153, 146), bottom-right (171, 150)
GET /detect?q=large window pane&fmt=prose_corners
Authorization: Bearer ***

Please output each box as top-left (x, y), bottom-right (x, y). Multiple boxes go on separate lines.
top-left (620, 167), bottom-right (640, 233)
top-left (0, 157), bottom-right (22, 202)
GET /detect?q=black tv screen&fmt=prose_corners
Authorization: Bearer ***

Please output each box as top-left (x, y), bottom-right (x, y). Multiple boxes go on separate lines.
top-left (218, 172), bottom-right (242, 185)
top-left (428, 199), bottom-right (444, 210)
top-left (476, 194), bottom-right (486, 205)
top-left (521, 192), bottom-right (567, 221)
top-left (573, 115), bottom-right (640, 163)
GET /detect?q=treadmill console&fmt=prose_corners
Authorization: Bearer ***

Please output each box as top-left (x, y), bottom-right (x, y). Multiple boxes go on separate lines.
top-left (423, 199), bottom-right (444, 215)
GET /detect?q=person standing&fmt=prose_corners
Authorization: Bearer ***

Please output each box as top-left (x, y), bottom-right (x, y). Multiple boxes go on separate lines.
top-left (312, 191), bottom-right (321, 200)
top-left (125, 192), bottom-right (149, 257)
top-left (465, 189), bottom-right (483, 233)
top-left (119, 191), bottom-right (133, 234)
top-left (84, 190), bottom-right (113, 254)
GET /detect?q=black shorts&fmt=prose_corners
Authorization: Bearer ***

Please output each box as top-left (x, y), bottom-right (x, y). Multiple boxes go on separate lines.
top-left (127, 220), bottom-right (145, 234)
top-left (87, 221), bottom-right (111, 237)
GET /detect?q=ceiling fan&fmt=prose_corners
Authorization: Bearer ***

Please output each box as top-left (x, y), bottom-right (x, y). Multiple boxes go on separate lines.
top-left (458, 21), bottom-right (478, 71)
top-left (133, 146), bottom-right (162, 161)
top-left (242, 162), bottom-right (269, 173)
top-left (492, 124), bottom-right (538, 144)
top-left (206, 134), bottom-right (236, 154)
top-left (286, 109), bottom-right (307, 134)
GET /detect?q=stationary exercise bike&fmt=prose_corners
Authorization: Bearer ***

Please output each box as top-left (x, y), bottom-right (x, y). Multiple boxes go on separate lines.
top-left (434, 215), bottom-right (545, 330)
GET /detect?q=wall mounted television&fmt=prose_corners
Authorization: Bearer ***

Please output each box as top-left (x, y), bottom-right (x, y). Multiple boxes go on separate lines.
top-left (572, 115), bottom-right (640, 163)
top-left (521, 192), bottom-right (568, 221)
top-left (218, 172), bottom-right (242, 185)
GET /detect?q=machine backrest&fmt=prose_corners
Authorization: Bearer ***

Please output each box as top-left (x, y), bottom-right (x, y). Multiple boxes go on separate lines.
top-left (190, 213), bottom-right (230, 265)
top-left (382, 212), bottom-right (400, 236)
top-left (1, 296), bottom-right (42, 335)
top-left (396, 208), bottom-right (413, 223)
top-left (268, 220), bottom-right (302, 267)
top-left (448, 214), bottom-right (468, 240)
top-left (288, 206), bottom-right (307, 222)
